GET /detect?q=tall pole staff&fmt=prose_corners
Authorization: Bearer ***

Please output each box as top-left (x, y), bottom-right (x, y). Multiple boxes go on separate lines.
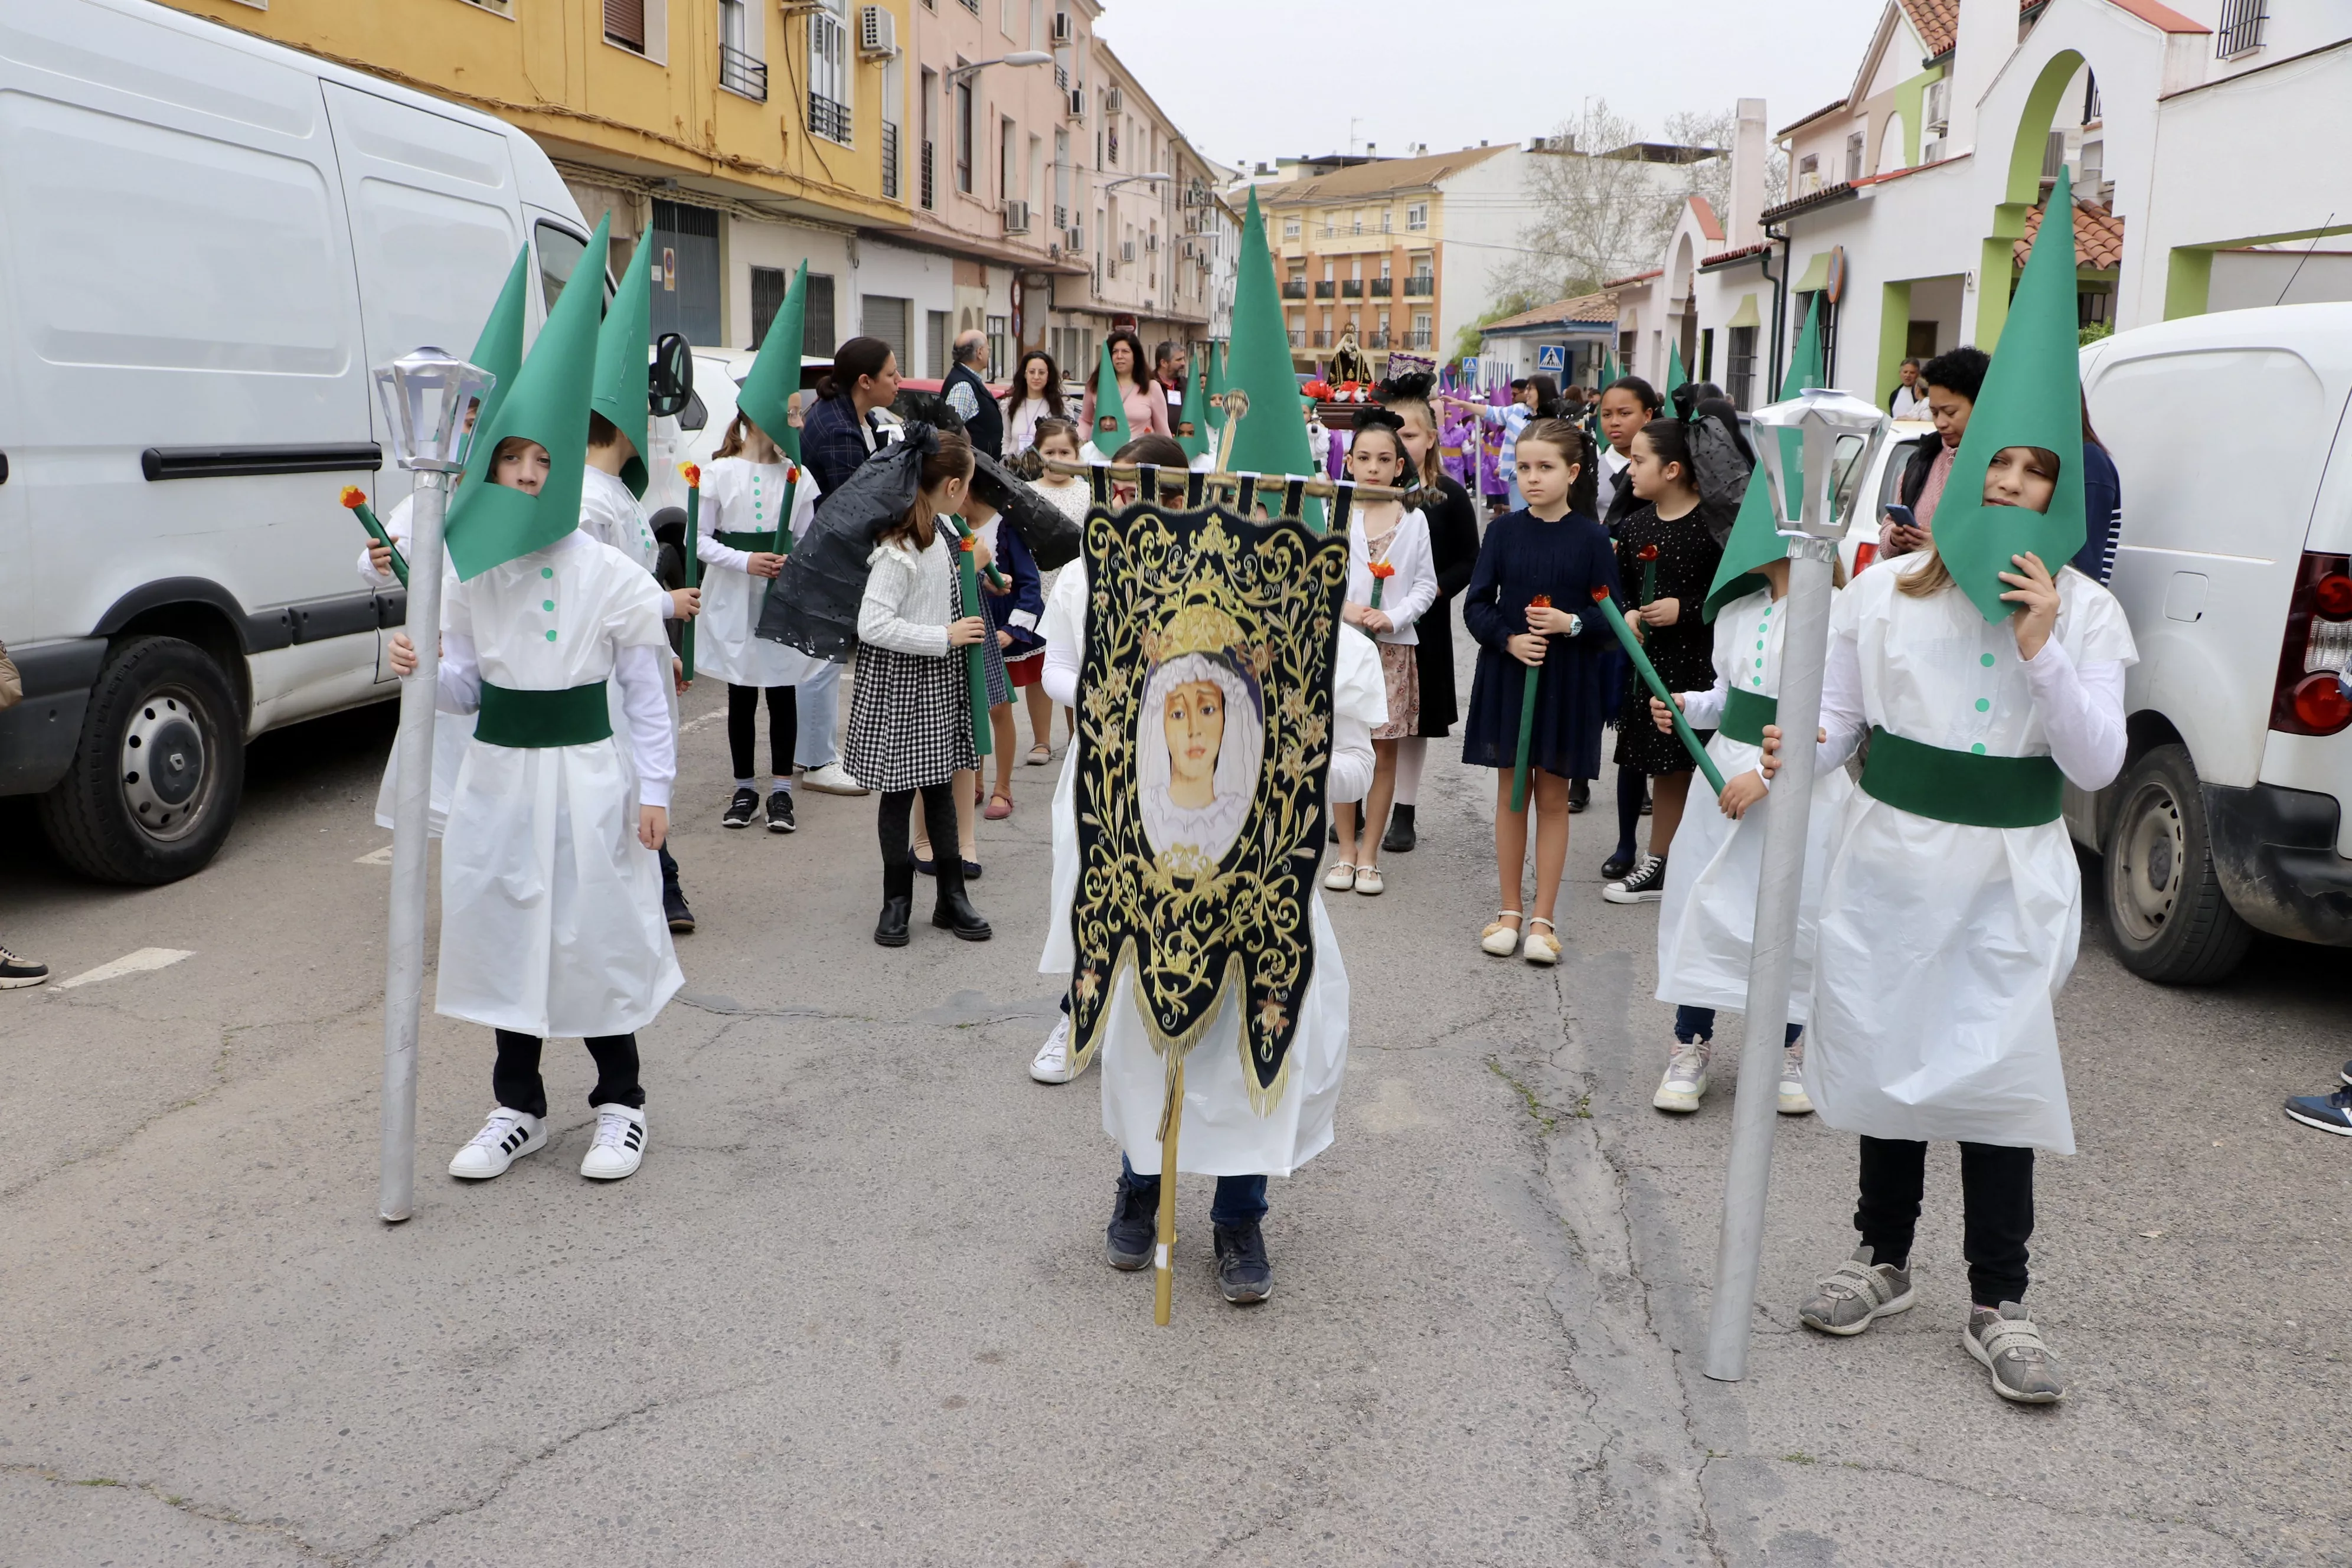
top-left (1702, 388), bottom-right (1885, 1379)
top-left (371, 350), bottom-right (494, 1224)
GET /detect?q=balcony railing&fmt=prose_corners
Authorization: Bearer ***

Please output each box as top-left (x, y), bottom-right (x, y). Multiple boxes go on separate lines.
top-left (1311, 331), bottom-right (1333, 348)
top-left (881, 120), bottom-right (900, 200)
top-left (1370, 278), bottom-right (1392, 297)
top-left (1366, 331), bottom-right (1389, 348)
top-left (920, 139), bottom-right (935, 210)
top-left (1312, 280), bottom-right (1335, 298)
top-left (1280, 280), bottom-right (1308, 299)
top-left (1288, 329), bottom-right (1306, 348)
top-left (809, 93), bottom-right (852, 146)
top-left (1403, 329), bottom-right (1432, 349)
top-left (2216, 0), bottom-right (2265, 55)
top-left (1403, 275), bottom-right (1434, 297)
top-left (1340, 279), bottom-right (1363, 298)
top-left (719, 43), bottom-right (767, 102)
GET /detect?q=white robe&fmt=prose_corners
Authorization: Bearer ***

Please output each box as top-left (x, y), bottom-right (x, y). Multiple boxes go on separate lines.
top-left (357, 492), bottom-right (472, 836)
top-left (694, 458), bottom-right (829, 689)
top-left (1653, 585), bottom-right (1853, 1023)
top-left (433, 531), bottom-right (684, 1039)
top-left (1036, 560), bottom-right (1388, 1177)
top-left (1804, 557), bottom-right (2135, 1154)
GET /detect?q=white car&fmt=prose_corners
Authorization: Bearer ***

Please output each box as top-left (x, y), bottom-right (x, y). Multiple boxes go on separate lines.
top-left (0, 0), bottom-right (591, 883)
top-left (2074, 305), bottom-right (2352, 982)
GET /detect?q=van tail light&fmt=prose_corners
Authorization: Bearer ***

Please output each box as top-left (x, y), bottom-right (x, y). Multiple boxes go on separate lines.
top-left (1852, 541), bottom-right (1880, 573)
top-left (2271, 551), bottom-right (2352, 736)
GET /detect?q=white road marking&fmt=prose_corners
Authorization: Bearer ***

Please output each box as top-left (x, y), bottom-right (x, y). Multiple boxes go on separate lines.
top-left (679, 708), bottom-right (728, 736)
top-left (355, 844), bottom-right (395, 865)
top-left (57, 948), bottom-right (195, 989)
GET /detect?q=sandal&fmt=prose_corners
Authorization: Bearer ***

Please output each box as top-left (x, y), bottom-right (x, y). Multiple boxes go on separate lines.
top-left (1354, 865), bottom-right (1385, 896)
top-left (984, 790), bottom-right (1014, 821)
top-left (1480, 910), bottom-right (1524, 956)
top-left (1027, 743), bottom-right (1051, 766)
top-left (1323, 862), bottom-right (1356, 892)
top-left (1522, 916), bottom-right (1561, 966)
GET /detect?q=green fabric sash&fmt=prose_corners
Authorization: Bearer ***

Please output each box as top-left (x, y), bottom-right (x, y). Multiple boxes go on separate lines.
top-left (1860, 726), bottom-right (2062, 828)
top-left (476, 681), bottom-right (613, 749)
top-left (1719, 687), bottom-right (1778, 747)
top-left (714, 530), bottom-right (786, 553)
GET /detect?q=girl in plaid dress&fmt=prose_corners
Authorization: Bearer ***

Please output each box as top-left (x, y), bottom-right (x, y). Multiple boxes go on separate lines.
top-left (844, 427), bottom-right (994, 946)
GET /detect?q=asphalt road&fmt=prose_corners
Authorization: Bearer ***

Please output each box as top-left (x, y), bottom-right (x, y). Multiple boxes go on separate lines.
top-left (2, 648), bottom-right (2347, 1568)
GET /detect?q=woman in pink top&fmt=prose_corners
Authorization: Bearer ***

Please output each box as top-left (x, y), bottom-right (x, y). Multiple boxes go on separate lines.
top-left (1080, 328), bottom-right (1172, 440)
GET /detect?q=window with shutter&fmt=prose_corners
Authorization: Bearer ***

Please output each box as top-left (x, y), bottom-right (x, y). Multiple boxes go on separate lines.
top-left (604, 0), bottom-right (645, 52)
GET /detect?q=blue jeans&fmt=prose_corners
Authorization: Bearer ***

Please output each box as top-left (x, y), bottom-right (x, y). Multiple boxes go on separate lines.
top-left (796, 661), bottom-right (842, 770)
top-left (1674, 1005), bottom-right (1803, 1047)
top-left (1121, 1155), bottom-right (1268, 1226)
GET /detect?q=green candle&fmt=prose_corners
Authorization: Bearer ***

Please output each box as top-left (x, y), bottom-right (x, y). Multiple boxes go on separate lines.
top-left (1510, 593), bottom-right (1550, 812)
top-left (772, 468), bottom-right (798, 557)
top-left (954, 530), bottom-right (992, 758)
top-left (678, 463), bottom-right (701, 684)
top-left (339, 486), bottom-right (407, 588)
top-left (1589, 588), bottom-right (1726, 793)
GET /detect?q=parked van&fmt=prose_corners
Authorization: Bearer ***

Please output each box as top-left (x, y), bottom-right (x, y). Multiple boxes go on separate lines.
top-left (2074, 304), bottom-right (2352, 982)
top-left (0, 0), bottom-right (592, 883)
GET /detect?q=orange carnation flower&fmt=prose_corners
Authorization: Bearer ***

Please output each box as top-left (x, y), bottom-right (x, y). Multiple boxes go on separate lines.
top-left (339, 485), bottom-right (367, 509)
top-left (677, 461), bottom-right (702, 487)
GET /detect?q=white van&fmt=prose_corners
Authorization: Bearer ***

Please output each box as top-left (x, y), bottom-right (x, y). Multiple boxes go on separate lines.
top-left (2075, 304), bottom-right (2352, 982)
top-left (0, 0), bottom-right (592, 883)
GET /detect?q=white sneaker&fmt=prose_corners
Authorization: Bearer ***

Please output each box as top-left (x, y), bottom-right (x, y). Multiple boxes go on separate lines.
top-left (1778, 1041), bottom-right (1814, 1115)
top-left (580, 1104), bottom-right (646, 1180)
top-left (448, 1107), bottom-right (547, 1180)
top-left (1652, 1042), bottom-right (1712, 1113)
top-left (1030, 1014), bottom-right (1090, 1084)
top-left (800, 762), bottom-right (869, 796)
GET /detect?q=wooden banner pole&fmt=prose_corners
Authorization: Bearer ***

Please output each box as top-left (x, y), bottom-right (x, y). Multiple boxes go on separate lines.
top-left (1154, 1059), bottom-right (1185, 1327)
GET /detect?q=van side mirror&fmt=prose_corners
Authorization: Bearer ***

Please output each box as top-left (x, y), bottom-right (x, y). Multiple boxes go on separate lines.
top-left (649, 333), bottom-right (694, 418)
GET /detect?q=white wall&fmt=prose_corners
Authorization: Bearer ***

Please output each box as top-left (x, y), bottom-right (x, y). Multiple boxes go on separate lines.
top-left (724, 218), bottom-right (852, 354)
top-left (2209, 250), bottom-right (2352, 312)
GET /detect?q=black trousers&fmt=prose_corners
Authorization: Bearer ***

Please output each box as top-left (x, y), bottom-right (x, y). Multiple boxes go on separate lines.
top-left (727, 682), bottom-right (797, 780)
top-left (878, 783), bottom-right (960, 873)
top-left (492, 1029), bottom-right (643, 1121)
top-left (1854, 1135), bottom-right (2035, 1308)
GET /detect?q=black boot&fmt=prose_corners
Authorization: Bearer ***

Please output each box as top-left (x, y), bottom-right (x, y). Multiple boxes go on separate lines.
top-left (1567, 778), bottom-right (1590, 814)
top-left (932, 857), bottom-right (993, 941)
top-left (874, 863), bottom-right (913, 947)
top-left (1381, 802), bottom-right (1416, 854)
top-left (660, 846), bottom-right (694, 933)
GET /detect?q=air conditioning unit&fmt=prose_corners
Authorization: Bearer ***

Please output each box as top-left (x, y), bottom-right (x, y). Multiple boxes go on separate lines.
top-left (1002, 198), bottom-right (1031, 234)
top-left (1051, 9), bottom-right (1073, 43)
top-left (1066, 87), bottom-right (1085, 119)
top-left (1144, 231), bottom-right (1158, 252)
top-left (1120, 240), bottom-right (1135, 262)
top-left (1104, 85), bottom-right (1123, 113)
top-left (1065, 225), bottom-right (1083, 250)
top-left (857, 5), bottom-right (897, 58)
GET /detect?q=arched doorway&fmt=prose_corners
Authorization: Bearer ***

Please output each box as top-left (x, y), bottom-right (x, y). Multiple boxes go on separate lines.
top-left (1975, 48), bottom-right (2089, 348)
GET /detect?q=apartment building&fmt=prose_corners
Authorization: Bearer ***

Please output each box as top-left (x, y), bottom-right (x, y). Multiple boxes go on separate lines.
top-left (158, 0), bottom-right (1229, 382)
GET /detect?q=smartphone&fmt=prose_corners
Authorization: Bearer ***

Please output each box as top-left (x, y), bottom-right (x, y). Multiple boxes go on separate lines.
top-left (1881, 503), bottom-right (1916, 531)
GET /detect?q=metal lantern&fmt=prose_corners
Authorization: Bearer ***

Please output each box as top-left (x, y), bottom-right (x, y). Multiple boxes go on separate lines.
top-left (1747, 386), bottom-right (1889, 540)
top-left (1703, 385), bottom-right (1887, 1383)
top-left (372, 348), bottom-right (495, 473)
top-left (370, 346), bottom-right (489, 1225)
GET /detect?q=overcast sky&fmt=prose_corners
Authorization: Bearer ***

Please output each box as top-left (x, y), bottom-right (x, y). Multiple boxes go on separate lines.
top-left (1093, 0), bottom-right (1889, 171)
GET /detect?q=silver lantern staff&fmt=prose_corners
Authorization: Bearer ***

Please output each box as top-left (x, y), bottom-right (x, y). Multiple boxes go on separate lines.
top-left (371, 349), bottom-right (495, 1224)
top-left (1703, 387), bottom-right (1886, 1381)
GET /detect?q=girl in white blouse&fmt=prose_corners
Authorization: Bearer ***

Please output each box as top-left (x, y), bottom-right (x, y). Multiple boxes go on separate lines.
top-left (1325, 410), bottom-right (1438, 897)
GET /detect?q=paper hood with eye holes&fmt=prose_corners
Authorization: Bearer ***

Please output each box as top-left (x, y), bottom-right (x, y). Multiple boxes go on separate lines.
top-left (1928, 166), bottom-right (2089, 623)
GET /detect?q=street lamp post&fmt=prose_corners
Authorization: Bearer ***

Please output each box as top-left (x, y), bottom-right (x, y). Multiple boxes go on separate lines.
top-left (944, 49), bottom-right (1054, 85)
top-left (1702, 386), bottom-right (1886, 1380)
top-left (371, 348), bottom-right (494, 1224)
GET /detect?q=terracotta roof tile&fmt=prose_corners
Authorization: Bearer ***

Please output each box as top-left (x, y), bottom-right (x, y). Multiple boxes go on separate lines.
top-left (1900, 0), bottom-right (1960, 58)
top-left (1250, 143), bottom-right (1513, 205)
top-left (1603, 267), bottom-right (1664, 288)
top-left (1689, 195), bottom-right (1725, 241)
top-left (2016, 201), bottom-right (2124, 269)
top-left (1481, 290), bottom-right (1622, 332)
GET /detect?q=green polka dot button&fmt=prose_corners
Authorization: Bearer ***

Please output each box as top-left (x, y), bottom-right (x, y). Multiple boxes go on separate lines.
top-left (543, 600), bottom-right (554, 611)
top-left (1971, 743), bottom-right (1987, 754)
top-left (541, 567), bottom-right (554, 579)
top-left (1980, 652), bottom-right (1995, 667)
top-left (1975, 698), bottom-right (1990, 711)
top-left (545, 629), bottom-right (558, 642)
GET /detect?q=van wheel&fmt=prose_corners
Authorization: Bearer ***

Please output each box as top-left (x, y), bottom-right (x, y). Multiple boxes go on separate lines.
top-left (2102, 743), bottom-right (2252, 985)
top-left (37, 636), bottom-right (245, 885)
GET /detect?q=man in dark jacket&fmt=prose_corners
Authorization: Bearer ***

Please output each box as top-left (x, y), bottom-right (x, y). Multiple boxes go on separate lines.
top-left (943, 330), bottom-right (1002, 459)
top-left (1885, 345), bottom-right (1990, 559)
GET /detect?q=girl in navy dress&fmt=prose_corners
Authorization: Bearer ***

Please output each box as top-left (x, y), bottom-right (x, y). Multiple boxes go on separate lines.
top-left (1461, 419), bottom-right (1621, 965)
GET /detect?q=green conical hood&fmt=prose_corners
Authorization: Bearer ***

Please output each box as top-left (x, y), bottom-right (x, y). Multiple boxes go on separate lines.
top-left (468, 243), bottom-right (532, 436)
top-left (1175, 349), bottom-right (1211, 461)
top-left (1933, 166), bottom-right (2088, 622)
top-left (446, 213), bottom-right (609, 580)
top-left (1089, 341), bottom-right (1130, 451)
top-left (1663, 342), bottom-right (1688, 407)
top-left (736, 259), bottom-right (806, 462)
top-left (1204, 339), bottom-right (1227, 430)
top-left (1704, 295), bottom-right (1825, 620)
top-left (1222, 190), bottom-right (1319, 522)
top-left (590, 227), bottom-right (652, 496)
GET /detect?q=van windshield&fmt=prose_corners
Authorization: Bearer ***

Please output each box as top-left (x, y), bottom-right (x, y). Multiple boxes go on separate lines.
top-left (535, 221), bottom-right (587, 312)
